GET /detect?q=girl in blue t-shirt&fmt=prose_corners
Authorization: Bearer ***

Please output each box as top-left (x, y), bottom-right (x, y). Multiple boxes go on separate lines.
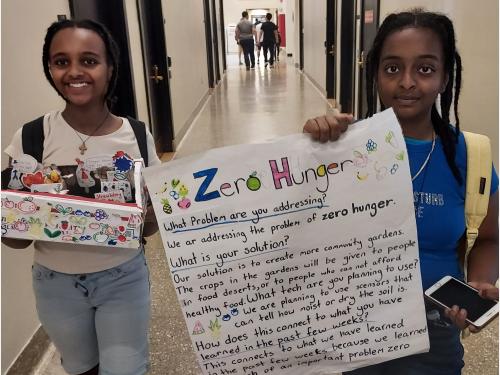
top-left (303, 9), bottom-right (498, 375)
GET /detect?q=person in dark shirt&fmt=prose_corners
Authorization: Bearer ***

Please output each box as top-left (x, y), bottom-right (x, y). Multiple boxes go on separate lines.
top-left (260, 13), bottom-right (278, 68)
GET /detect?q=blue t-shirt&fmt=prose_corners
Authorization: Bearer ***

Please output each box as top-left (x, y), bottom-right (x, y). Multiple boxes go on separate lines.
top-left (406, 132), bottom-right (498, 290)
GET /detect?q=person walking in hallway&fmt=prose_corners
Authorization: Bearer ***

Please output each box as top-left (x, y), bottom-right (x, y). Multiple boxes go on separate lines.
top-left (235, 11), bottom-right (256, 71)
top-left (260, 12), bottom-right (278, 68)
top-left (254, 19), bottom-right (264, 64)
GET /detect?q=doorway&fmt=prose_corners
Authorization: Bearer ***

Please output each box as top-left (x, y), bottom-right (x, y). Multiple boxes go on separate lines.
top-left (204, 0), bottom-right (215, 88)
top-left (136, 0), bottom-right (174, 152)
top-left (339, 0), bottom-right (356, 113)
top-left (219, 0), bottom-right (227, 71)
top-left (211, 0), bottom-right (221, 82)
top-left (357, 0), bottom-right (380, 118)
top-left (69, 0), bottom-right (137, 119)
top-left (299, 0), bottom-right (304, 70)
top-left (325, 0), bottom-right (337, 101)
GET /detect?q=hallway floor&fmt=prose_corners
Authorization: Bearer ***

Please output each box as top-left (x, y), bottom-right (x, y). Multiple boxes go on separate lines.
top-left (35, 54), bottom-right (498, 375)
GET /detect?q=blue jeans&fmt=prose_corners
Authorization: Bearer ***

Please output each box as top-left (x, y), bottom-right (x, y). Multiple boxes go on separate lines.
top-left (344, 308), bottom-right (464, 375)
top-left (32, 251), bottom-right (151, 375)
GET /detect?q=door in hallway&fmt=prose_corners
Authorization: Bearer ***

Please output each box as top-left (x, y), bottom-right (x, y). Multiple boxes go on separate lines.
top-left (339, 0), bottom-right (356, 114)
top-left (137, 0), bottom-right (174, 152)
top-left (218, 0), bottom-right (227, 71)
top-left (203, 0), bottom-right (216, 88)
top-left (70, 0), bottom-right (137, 119)
top-left (357, 0), bottom-right (380, 118)
top-left (326, 0), bottom-right (338, 101)
top-left (299, 0), bottom-right (304, 70)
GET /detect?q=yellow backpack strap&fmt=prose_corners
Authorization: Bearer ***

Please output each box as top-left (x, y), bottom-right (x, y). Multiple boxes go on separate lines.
top-left (462, 131), bottom-right (492, 281)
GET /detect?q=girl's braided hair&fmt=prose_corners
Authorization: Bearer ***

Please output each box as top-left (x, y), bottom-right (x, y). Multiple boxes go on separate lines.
top-left (365, 8), bottom-right (463, 184)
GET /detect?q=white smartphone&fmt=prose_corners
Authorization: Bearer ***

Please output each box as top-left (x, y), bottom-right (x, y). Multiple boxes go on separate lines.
top-left (424, 275), bottom-right (498, 328)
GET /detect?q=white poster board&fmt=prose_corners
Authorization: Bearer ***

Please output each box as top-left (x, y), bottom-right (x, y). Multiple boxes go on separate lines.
top-left (144, 109), bottom-right (429, 374)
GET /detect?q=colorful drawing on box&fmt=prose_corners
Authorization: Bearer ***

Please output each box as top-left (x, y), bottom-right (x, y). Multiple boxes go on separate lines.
top-left (8, 168), bottom-right (24, 190)
top-left (1, 194), bottom-right (143, 248)
top-left (21, 171), bottom-right (45, 189)
top-left (95, 209), bottom-right (108, 221)
top-left (54, 204), bottom-right (73, 216)
top-left (113, 151), bottom-right (134, 173)
top-left (75, 158), bottom-right (95, 189)
top-left (17, 198), bottom-right (38, 214)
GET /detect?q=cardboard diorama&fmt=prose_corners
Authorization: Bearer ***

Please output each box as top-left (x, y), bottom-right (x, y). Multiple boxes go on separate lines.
top-left (1, 152), bottom-right (147, 248)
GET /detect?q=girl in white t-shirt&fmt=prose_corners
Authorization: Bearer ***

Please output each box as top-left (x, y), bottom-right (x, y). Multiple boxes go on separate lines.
top-left (3, 19), bottom-right (160, 375)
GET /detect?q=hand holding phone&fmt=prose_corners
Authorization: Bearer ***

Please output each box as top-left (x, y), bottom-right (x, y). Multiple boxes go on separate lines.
top-left (424, 276), bottom-right (498, 329)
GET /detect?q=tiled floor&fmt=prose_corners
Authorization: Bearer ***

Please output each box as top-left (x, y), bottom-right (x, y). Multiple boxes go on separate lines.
top-left (36, 54), bottom-right (498, 375)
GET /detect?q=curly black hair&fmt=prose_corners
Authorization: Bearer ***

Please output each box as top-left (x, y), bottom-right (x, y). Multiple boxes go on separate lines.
top-left (365, 8), bottom-right (463, 184)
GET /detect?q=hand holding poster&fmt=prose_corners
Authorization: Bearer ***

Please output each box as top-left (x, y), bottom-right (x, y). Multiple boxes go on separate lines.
top-left (143, 109), bottom-right (429, 374)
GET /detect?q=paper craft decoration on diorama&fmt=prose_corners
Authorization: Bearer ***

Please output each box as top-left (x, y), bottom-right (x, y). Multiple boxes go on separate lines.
top-left (1, 152), bottom-right (147, 248)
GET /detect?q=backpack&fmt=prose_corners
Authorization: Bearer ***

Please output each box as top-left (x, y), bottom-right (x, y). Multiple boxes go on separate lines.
top-left (462, 131), bottom-right (492, 281)
top-left (21, 115), bottom-right (149, 167)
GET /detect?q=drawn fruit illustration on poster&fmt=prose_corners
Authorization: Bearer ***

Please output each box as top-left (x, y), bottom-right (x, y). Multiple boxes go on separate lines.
top-left (178, 184), bottom-right (188, 197)
top-left (353, 150), bottom-right (369, 168)
top-left (366, 139), bottom-right (378, 153)
top-left (161, 198), bottom-right (172, 214)
top-left (246, 172), bottom-right (261, 191)
top-left (356, 172), bottom-right (369, 181)
top-left (178, 198), bottom-right (191, 209)
top-left (208, 318), bottom-right (222, 339)
top-left (192, 321), bottom-right (205, 335)
top-left (385, 130), bottom-right (399, 148)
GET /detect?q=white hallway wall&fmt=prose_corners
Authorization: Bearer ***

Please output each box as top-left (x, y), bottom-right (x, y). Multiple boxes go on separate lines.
top-left (302, 1), bottom-right (327, 94)
top-left (380, 0), bottom-right (499, 166)
top-left (162, 0), bottom-right (211, 144)
top-left (1, 2), bottom-right (71, 372)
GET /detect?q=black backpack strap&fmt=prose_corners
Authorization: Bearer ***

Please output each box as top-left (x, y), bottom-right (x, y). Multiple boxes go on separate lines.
top-left (127, 116), bottom-right (149, 167)
top-left (21, 116), bottom-right (45, 163)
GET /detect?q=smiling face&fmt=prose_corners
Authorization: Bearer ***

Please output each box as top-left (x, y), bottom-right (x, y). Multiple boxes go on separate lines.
top-left (48, 27), bottom-right (112, 107)
top-left (376, 27), bottom-right (448, 131)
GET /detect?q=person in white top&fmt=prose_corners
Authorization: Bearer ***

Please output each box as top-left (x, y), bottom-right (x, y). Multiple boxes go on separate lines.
top-left (254, 19), bottom-right (264, 64)
top-left (3, 19), bottom-right (161, 375)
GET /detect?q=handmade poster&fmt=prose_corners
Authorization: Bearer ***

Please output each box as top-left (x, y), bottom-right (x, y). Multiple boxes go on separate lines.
top-left (144, 109), bottom-right (429, 374)
top-left (1, 160), bottom-right (146, 248)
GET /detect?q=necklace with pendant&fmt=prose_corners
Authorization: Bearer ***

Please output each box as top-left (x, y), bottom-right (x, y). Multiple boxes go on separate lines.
top-left (411, 131), bottom-right (436, 182)
top-left (70, 111), bottom-right (111, 155)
